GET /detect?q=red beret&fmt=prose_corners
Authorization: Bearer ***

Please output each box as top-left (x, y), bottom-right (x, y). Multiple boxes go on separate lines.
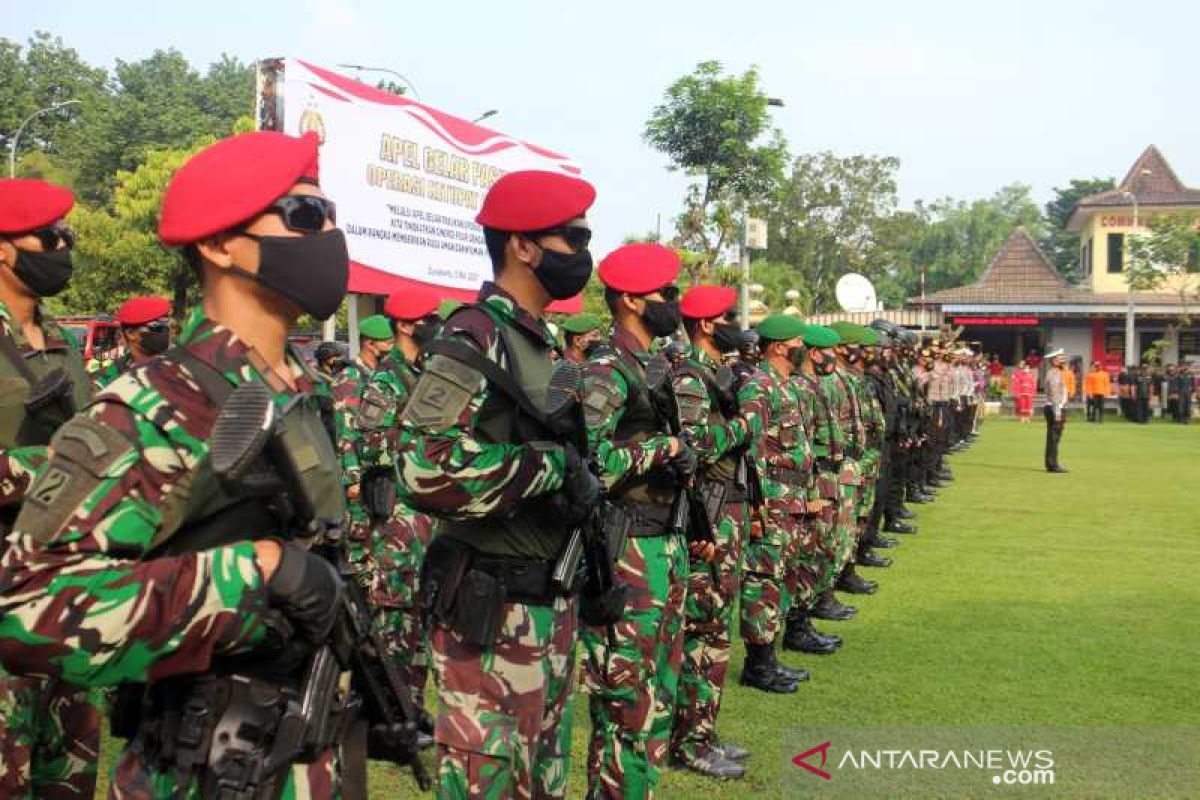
top-left (0, 179), bottom-right (74, 234)
top-left (116, 296), bottom-right (171, 326)
top-left (598, 243), bottom-right (680, 294)
top-left (384, 288), bottom-right (442, 321)
top-left (475, 170), bottom-right (595, 232)
top-left (681, 285), bottom-right (737, 320)
top-left (159, 131), bottom-right (320, 246)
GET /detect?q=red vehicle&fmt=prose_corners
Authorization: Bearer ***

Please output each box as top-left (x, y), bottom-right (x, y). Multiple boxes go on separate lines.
top-left (56, 316), bottom-right (122, 362)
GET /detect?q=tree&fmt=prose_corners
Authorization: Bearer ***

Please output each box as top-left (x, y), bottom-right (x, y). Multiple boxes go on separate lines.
top-left (1044, 177), bottom-right (1115, 280)
top-left (644, 61), bottom-right (788, 279)
top-left (763, 152), bottom-right (906, 312)
top-left (1126, 212), bottom-right (1200, 323)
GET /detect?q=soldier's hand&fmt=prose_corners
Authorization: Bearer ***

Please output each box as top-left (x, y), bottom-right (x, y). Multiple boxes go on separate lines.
top-left (689, 540), bottom-right (717, 563)
top-left (669, 441), bottom-right (698, 479)
top-left (749, 518), bottom-right (764, 540)
top-left (267, 543), bottom-right (344, 645)
top-left (560, 444), bottom-right (601, 518)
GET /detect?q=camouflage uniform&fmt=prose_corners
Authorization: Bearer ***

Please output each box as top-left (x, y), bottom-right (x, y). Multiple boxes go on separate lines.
top-left (800, 369), bottom-right (845, 598)
top-left (819, 368), bottom-right (864, 585)
top-left (0, 306), bottom-right (344, 798)
top-left (844, 368), bottom-right (883, 530)
top-left (668, 347), bottom-right (761, 767)
top-left (581, 327), bottom-right (687, 800)
top-left (91, 352), bottom-right (132, 391)
top-left (739, 362), bottom-right (805, 647)
top-left (332, 358), bottom-right (372, 573)
top-left (395, 284), bottom-right (575, 800)
top-left (780, 374), bottom-right (822, 617)
top-left (354, 347), bottom-right (433, 697)
top-left (0, 301), bottom-right (103, 800)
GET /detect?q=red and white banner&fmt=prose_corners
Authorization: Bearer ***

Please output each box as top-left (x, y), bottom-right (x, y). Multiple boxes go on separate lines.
top-left (280, 59), bottom-right (584, 309)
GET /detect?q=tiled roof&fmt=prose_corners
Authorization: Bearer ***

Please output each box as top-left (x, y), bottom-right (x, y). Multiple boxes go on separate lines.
top-left (1074, 145), bottom-right (1200, 211)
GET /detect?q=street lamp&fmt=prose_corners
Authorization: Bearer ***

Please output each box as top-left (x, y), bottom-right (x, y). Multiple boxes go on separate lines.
top-left (1120, 173), bottom-right (1151, 367)
top-left (337, 64), bottom-right (422, 100)
top-left (8, 100), bottom-right (81, 178)
top-left (471, 109), bottom-right (499, 124)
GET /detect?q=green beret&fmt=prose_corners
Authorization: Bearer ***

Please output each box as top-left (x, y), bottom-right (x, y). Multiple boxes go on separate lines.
top-left (438, 299), bottom-right (463, 320)
top-left (561, 312), bottom-right (602, 335)
top-left (828, 320), bottom-right (869, 345)
top-left (803, 324), bottom-right (841, 348)
top-left (859, 327), bottom-right (880, 346)
top-left (756, 314), bottom-right (807, 342)
top-left (359, 314), bottom-right (394, 341)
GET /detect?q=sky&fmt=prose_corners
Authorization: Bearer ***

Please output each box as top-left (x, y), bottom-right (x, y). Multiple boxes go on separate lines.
top-left (5, 0), bottom-right (1200, 259)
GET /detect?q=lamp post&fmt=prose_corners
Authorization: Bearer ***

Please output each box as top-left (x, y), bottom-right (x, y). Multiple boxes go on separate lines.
top-left (337, 64), bottom-right (423, 100)
top-left (1121, 190), bottom-right (1139, 367)
top-left (8, 100), bottom-right (81, 178)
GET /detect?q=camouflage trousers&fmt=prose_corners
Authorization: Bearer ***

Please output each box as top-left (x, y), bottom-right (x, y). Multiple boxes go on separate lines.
top-left (582, 532), bottom-right (687, 800)
top-left (781, 512), bottom-right (823, 617)
top-left (813, 483), bottom-right (858, 596)
top-left (110, 741), bottom-right (343, 799)
top-left (432, 596), bottom-right (577, 800)
top-left (738, 503), bottom-right (796, 646)
top-left (670, 501), bottom-right (746, 765)
top-left (0, 672), bottom-right (102, 800)
top-left (372, 505), bottom-right (434, 701)
top-left (856, 449), bottom-right (882, 526)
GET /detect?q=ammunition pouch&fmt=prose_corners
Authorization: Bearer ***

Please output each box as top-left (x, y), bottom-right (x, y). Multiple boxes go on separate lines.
top-left (359, 467), bottom-right (396, 521)
top-left (698, 479), bottom-right (728, 527)
top-left (623, 501), bottom-right (672, 537)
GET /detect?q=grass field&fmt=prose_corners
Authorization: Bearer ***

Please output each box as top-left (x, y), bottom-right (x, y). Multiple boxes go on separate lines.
top-left (98, 416), bottom-right (1199, 798)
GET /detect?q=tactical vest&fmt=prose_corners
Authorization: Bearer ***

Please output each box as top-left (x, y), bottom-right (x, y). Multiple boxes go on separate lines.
top-left (676, 359), bottom-right (739, 485)
top-left (605, 346), bottom-right (676, 509)
top-left (437, 305), bottom-right (563, 561)
top-left (0, 323), bottom-right (92, 449)
top-left (149, 346), bottom-right (344, 557)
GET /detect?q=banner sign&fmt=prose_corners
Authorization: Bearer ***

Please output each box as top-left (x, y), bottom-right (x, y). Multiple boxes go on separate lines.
top-left (951, 317), bottom-right (1039, 326)
top-left (279, 59), bottom-right (584, 297)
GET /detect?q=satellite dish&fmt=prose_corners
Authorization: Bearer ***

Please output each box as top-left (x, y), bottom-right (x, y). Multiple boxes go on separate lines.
top-left (835, 273), bottom-right (877, 312)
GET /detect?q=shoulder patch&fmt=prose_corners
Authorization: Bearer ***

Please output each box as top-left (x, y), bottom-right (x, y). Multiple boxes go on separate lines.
top-left (401, 352), bottom-right (484, 431)
top-left (674, 376), bottom-right (708, 426)
top-left (582, 372), bottom-right (624, 430)
top-left (18, 414), bottom-right (137, 545)
top-left (355, 382), bottom-right (391, 431)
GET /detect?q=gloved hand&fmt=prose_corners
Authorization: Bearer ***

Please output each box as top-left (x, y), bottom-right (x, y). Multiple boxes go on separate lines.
top-left (559, 444), bottom-right (601, 521)
top-left (267, 543), bottom-right (344, 645)
top-left (668, 440), bottom-right (698, 480)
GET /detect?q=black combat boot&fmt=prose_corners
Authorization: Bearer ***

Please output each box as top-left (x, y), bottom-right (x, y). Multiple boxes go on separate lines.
top-left (884, 518), bottom-right (916, 534)
top-left (674, 748), bottom-right (747, 780)
top-left (894, 507), bottom-right (915, 520)
top-left (812, 589), bottom-right (858, 620)
top-left (836, 565), bottom-right (879, 595)
top-left (740, 644), bottom-right (798, 693)
top-left (783, 613), bottom-right (840, 654)
top-left (717, 741), bottom-right (751, 762)
top-left (857, 548), bottom-right (892, 568)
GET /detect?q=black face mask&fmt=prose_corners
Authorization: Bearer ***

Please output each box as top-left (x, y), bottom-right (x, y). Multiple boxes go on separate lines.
top-left (583, 340), bottom-right (604, 359)
top-left (140, 329), bottom-right (170, 355)
top-left (234, 229), bottom-right (349, 320)
top-left (642, 299), bottom-right (681, 338)
top-left (412, 320), bottom-right (440, 348)
top-left (534, 246), bottom-right (593, 300)
top-left (713, 322), bottom-right (742, 354)
top-left (812, 351), bottom-right (837, 375)
top-left (14, 248), bottom-right (73, 297)
top-left (787, 345), bottom-right (808, 368)
top-left (845, 348), bottom-right (861, 365)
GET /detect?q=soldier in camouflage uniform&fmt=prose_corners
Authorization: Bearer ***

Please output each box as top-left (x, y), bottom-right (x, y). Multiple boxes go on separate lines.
top-left (582, 243), bottom-right (696, 799)
top-left (0, 132), bottom-right (360, 798)
top-left (0, 178), bottom-right (104, 800)
top-left (560, 312), bottom-right (604, 364)
top-left (396, 169), bottom-right (601, 800)
top-left (781, 324), bottom-right (845, 657)
top-left (737, 315), bottom-right (813, 696)
top-left (668, 286), bottom-right (761, 779)
top-left (93, 295), bottom-right (173, 390)
top-left (356, 289), bottom-right (441, 705)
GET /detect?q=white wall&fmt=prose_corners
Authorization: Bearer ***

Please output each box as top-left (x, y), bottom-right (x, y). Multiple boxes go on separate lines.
top-left (1046, 324), bottom-right (1092, 362)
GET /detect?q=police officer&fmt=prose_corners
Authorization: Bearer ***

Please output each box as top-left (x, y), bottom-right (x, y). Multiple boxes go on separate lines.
top-left (0, 178), bottom-right (102, 800)
top-left (396, 170), bottom-right (601, 799)
top-left (93, 295), bottom-right (172, 389)
top-left (1044, 348), bottom-right (1069, 472)
top-left (668, 285), bottom-right (756, 778)
top-left (0, 131), bottom-right (357, 796)
top-left (561, 311), bottom-right (604, 363)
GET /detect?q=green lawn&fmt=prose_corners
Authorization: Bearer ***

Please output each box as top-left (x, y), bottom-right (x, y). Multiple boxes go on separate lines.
top-left (99, 417), bottom-right (1200, 797)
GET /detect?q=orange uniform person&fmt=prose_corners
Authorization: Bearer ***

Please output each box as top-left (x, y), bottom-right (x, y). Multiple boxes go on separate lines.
top-left (1084, 362), bottom-right (1112, 423)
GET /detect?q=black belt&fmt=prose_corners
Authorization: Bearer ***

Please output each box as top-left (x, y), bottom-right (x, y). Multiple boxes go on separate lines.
top-left (471, 554), bottom-right (561, 605)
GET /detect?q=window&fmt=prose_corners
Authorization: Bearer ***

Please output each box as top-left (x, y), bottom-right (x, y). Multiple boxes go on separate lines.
top-left (1106, 233), bottom-right (1124, 274)
top-left (1081, 238), bottom-right (1093, 277)
top-left (1187, 240), bottom-right (1200, 273)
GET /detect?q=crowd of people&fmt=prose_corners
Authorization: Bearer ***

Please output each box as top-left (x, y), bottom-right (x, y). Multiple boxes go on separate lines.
top-left (0, 131), bottom-right (996, 800)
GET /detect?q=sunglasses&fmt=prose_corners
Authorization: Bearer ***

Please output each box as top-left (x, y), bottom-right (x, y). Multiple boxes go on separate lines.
top-left (21, 226), bottom-right (75, 251)
top-left (527, 225), bottom-right (592, 252)
top-left (261, 195), bottom-right (337, 233)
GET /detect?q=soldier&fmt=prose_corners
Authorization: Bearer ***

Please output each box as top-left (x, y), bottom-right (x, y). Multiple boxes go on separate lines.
top-left (0, 178), bottom-right (103, 800)
top-left (1176, 364), bottom-right (1195, 423)
top-left (0, 131), bottom-right (361, 796)
top-left (1135, 363), bottom-right (1154, 423)
top-left (314, 340), bottom-right (348, 380)
top-left (93, 295), bottom-right (172, 389)
top-left (668, 285), bottom-right (759, 778)
top-left (580, 242), bottom-right (697, 799)
top-left (561, 311), bottom-right (604, 363)
top-left (395, 169), bottom-right (601, 799)
top-left (356, 289), bottom-right (442, 711)
top-left (859, 327), bottom-right (901, 562)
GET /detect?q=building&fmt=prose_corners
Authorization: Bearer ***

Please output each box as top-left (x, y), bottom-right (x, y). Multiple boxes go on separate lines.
top-left (911, 146), bottom-right (1200, 368)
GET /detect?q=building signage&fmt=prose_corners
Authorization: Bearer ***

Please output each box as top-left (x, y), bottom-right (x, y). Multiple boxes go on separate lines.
top-left (952, 316), bottom-right (1039, 326)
